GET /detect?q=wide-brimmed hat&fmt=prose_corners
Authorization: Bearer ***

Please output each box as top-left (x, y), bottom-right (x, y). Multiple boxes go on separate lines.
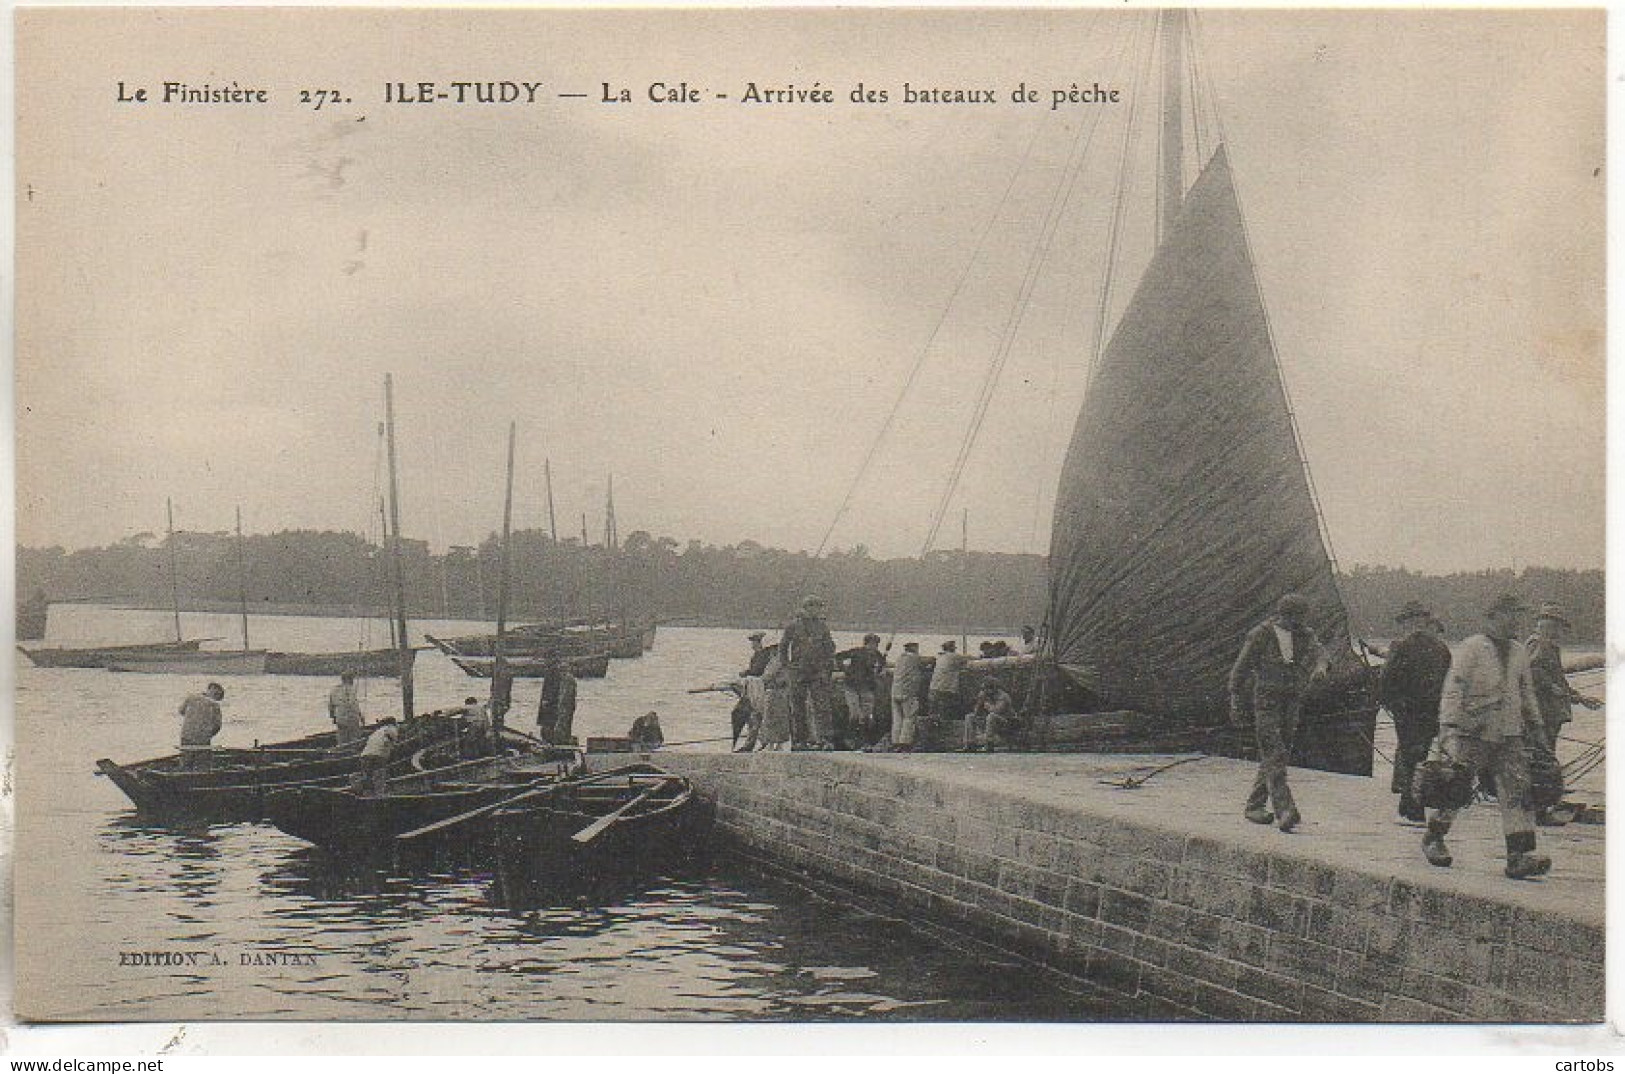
top-left (747, 631), bottom-right (766, 642)
top-left (1395, 600), bottom-right (1432, 623)
top-left (1536, 602), bottom-right (1571, 626)
top-left (1274, 593), bottom-right (1310, 618)
top-left (1486, 592), bottom-right (1529, 616)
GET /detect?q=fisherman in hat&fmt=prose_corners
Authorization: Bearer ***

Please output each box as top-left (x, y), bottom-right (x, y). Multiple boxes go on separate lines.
top-left (780, 595), bottom-right (838, 749)
top-left (732, 632), bottom-right (776, 751)
top-left (1378, 600), bottom-right (1454, 823)
top-left (835, 633), bottom-right (887, 748)
top-left (1228, 593), bottom-right (1328, 832)
top-left (887, 641), bottom-right (926, 752)
top-left (1422, 593), bottom-right (1551, 878)
top-left (1526, 602), bottom-right (1600, 825)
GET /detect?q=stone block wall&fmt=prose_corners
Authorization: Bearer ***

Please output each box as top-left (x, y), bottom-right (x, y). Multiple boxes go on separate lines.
top-left (655, 752), bottom-right (1603, 1023)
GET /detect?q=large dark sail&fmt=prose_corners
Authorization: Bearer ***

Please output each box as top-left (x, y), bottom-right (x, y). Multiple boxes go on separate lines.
top-left (1046, 144), bottom-right (1349, 722)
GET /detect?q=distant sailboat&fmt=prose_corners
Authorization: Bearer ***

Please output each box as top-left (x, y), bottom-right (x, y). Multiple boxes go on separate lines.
top-left (108, 505), bottom-right (269, 674)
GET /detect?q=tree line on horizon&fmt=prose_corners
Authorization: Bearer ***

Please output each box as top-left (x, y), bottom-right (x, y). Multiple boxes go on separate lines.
top-left (16, 528), bottom-right (1604, 643)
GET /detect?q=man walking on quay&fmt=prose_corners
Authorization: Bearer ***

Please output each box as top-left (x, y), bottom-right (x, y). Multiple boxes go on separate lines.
top-left (178, 682), bottom-right (226, 770)
top-left (1528, 603), bottom-right (1600, 736)
top-left (781, 595), bottom-right (837, 750)
top-left (1421, 593), bottom-right (1552, 879)
top-left (1229, 593), bottom-right (1327, 832)
top-left (1379, 601), bottom-right (1453, 823)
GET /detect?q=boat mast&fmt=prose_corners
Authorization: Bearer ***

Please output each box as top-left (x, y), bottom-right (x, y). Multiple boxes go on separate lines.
top-left (379, 494), bottom-right (397, 650)
top-left (492, 421), bottom-right (517, 705)
top-left (1157, 9), bottom-right (1187, 242)
top-left (234, 505), bottom-right (250, 651)
top-left (165, 497), bottom-right (182, 642)
top-left (959, 507), bottom-right (969, 653)
top-left (384, 374), bottom-right (415, 720)
top-left (545, 458), bottom-right (559, 543)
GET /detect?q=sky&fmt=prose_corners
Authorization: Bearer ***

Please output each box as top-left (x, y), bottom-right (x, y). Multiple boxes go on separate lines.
top-left (14, 8), bottom-right (1604, 572)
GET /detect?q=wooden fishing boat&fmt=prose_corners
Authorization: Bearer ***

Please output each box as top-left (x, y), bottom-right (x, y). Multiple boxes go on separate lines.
top-left (491, 764), bottom-right (711, 898)
top-left (264, 646), bottom-right (416, 678)
top-left (263, 746), bottom-right (581, 853)
top-left (448, 652), bottom-right (611, 680)
top-left (18, 637), bottom-right (208, 669)
top-left (94, 714), bottom-right (463, 822)
top-left (425, 625), bottom-right (613, 661)
top-left (106, 648), bottom-right (270, 675)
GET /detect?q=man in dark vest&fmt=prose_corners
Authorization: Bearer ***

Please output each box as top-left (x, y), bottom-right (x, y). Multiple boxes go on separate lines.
top-left (1379, 600), bottom-right (1453, 823)
top-left (1229, 593), bottom-right (1327, 832)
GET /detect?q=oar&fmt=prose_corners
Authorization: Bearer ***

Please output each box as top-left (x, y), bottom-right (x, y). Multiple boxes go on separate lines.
top-left (396, 778), bottom-right (566, 842)
top-left (394, 762), bottom-right (654, 842)
top-left (570, 778), bottom-right (676, 844)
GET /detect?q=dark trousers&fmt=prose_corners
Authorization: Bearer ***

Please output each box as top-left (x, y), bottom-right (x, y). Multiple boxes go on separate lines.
top-left (787, 674), bottom-right (834, 745)
top-left (1244, 696), bottom-right (1302, 816)
top-left (1390, 706), bottom-right (1438, 807)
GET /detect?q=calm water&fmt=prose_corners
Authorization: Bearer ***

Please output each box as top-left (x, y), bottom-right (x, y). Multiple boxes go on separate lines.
top-left (16, 606), bottom-right (1110, 1022)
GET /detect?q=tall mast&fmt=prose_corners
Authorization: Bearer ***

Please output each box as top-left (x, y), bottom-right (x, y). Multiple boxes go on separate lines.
top-left (384, 374), bottom-right (414, 720)
top-left (379, 494), bottom-right (397, 649)
top-left (1158, 9), bottom-right (1187, 243)
top-left (544, 458), bottom-right (559, 543)
top-left (234, 505), bottom-right (250, 651)
top-left (959, 507), bottom-right (969, 653)
top-left (492, 421), bottom-right (517, 702)
top-left (165, 497), bottom-right (182, 642)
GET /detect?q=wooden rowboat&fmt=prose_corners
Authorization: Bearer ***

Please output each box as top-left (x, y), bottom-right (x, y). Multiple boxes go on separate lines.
top-left (264, 746), bottom-right (582, 853)
top-left (18, 638), bottom-right (208, 669)
top-left (264, 646), bottom-right (417, 678)
top-left (94, 714), bottom-right (462, 822)
top-left (106, 649), bottom-right (269, 675)
top-left (491, 764), bottom-right (711, 900)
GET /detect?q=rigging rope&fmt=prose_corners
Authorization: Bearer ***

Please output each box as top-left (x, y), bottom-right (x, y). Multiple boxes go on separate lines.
top-left (809, 7), bottom-right (1120, 562)
top-left (921, 11), bottom-right (1151, 559)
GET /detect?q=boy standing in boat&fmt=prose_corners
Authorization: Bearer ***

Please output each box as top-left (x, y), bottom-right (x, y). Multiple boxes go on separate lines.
top-left (357, 716), bottom-right (399, 796)
top-left (328, 672), bottom-right (364, 746)
top-left (1421, 593), bottom-right (1552, 879)
top-left (178, 682), bottom-right (226, 770)
top-left (1229, 593), bottom-right (1327, 832)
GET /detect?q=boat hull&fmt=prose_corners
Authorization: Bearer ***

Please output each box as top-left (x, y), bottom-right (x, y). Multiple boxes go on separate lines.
top-left (19, 638), bottom-right (206, 669)
top-left (449, 653), bottom-right (610, 679)
top-left (491, 766), bottom-right (711, 901)
top-left (264, 647), bottom-right (416, 677)
top-left (94, 717), bottom-right (461, 822)
top-left (264, 751), bottom-right (578, 852)
top-left (107, 650), bottom-right (269, 675)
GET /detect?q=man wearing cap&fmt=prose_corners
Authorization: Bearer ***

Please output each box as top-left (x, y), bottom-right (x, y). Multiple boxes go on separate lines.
top-left (178, 683), bottom-right (226, 770)
top-left (1422, 593), bottom-right (1551, 879)
top-left (1229, 593), bottom-right (1328, 832)
top-left (537, 654), bottom-right (579, 746)
top-left (924, 640), bottom-right (969, 751)
top-left (1379, 600), bottom-right (1453, 822)
top-left (836, 633), bottom-right (887, 747)
top-left (780, 596), bottom-right (838, 749)
top-left (328, 672), bottom-right (365, 746)
top-left (888, 641), bottom-right (927, 751)
top-left (1528, 602), bottom-right (1600, 747)
top-left (1527, 602), bottom-right (1600, 825)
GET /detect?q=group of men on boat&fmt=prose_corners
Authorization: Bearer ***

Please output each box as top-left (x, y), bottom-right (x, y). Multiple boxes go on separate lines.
top-left (1230, 590), bottom-right (1597, 881)
top-left (729, 594), bottom-right (1038, 753)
